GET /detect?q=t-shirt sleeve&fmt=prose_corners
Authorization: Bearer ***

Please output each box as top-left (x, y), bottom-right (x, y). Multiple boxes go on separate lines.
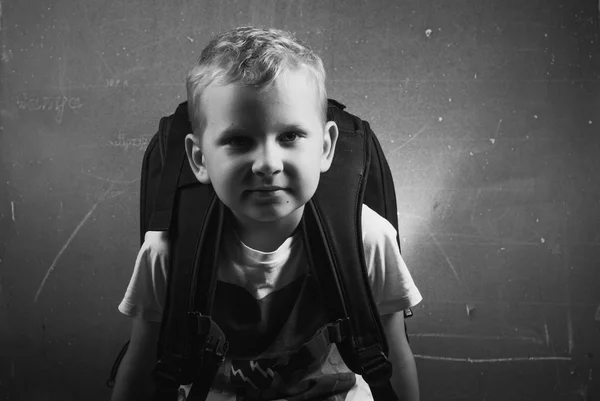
top-left (117, 231), bottom-right (169, 322)
top-left (361, 204), bottom-right (423, 316)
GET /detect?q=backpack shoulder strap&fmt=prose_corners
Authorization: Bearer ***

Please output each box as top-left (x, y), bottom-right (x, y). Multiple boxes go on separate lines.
top-left (301, 100), bottom-right (398, 400)
top-left (148, 102), bottom-right (191, 232)
top-left (148, 102), bottom-right (228, 401)
top-left (139, 114), bottom-right (169, 244)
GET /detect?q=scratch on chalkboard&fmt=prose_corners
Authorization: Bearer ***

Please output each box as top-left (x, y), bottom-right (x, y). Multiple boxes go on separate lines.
top-left (567, 308), bottom-right (574, 355)
top-left (411, 332), bottom-right (544, 344)
top-left (390, 121), bottom-right (431, 153)
top-left (414, 355), bottom-right (571, 363)
top-left (105, 190), bottom-right (127, 200)
top-left (11, 201), bottom-right (14, 221)
top-left (487, 118), bottom-right (502, 145)
top-left (97, 50), bottom-right (114, 75)
top-left (430, 232), bottom-right (461, 283)
top-left (33, 182), bottom-right (116, 303)
top-left (97, 17), bottom-right (155, 30)
top-left (81, 170), bottom-right (139, 185)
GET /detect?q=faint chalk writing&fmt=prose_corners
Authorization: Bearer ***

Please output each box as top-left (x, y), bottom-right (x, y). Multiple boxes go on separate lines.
top-left (105, 79), bottom-right (128, 87)
top-left (16, 93), bottom-right (83, 123)
top-left (109, 133), bottom-right (150, 151)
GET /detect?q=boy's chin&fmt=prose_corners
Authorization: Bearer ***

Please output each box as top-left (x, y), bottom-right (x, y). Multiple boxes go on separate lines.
top-left (232, 204), bottom-right (306, 225)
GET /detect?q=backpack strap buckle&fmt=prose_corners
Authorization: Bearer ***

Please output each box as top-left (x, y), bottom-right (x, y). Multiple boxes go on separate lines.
top-left (326, 318), bottom-right (348, 344)
top-left (153, 355), bottom-right (186, 387)
top-left (358, 346), bottom-right (393, 384)
top-left (152, 313), bottom-right (228, 387)
top-left (187, 312), bottom-right (229, 362)
top-left (181, 312), bottom-right (229, 400)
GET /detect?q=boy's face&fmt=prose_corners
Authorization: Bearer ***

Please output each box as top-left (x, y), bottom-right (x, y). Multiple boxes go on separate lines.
top-left (185, 68), bottom-right (338, 229)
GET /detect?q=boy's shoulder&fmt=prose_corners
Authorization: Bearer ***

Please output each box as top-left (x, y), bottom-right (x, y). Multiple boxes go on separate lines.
top-left (360, 204), bottom-right (398, 246)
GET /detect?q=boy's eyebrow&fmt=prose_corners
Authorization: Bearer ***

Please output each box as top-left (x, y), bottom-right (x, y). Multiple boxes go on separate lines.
top-left (276, 123), bottom-right (310, 133)
top-left (217, 124), bottom-right (310, 138)
top-left (217, 126), bottom-right (247, 138)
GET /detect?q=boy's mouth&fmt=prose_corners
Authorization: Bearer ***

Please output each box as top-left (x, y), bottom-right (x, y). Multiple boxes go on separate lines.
top-left (252, 186), bottom-right (284, 192)
top-left (248, 188), bottom-right (285, 201)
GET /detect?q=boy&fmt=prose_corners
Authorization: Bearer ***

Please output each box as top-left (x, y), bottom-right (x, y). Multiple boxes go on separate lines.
top-left (111, 26), bottom-right (422, 401)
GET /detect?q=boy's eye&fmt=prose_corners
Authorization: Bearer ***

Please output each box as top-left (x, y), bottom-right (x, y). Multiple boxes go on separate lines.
top-left (225, 137), bottom-right (250, 148)
top-left (280, 131), bottom-right (301, 142)
top-left (223, 131), bottom-right (302, 149)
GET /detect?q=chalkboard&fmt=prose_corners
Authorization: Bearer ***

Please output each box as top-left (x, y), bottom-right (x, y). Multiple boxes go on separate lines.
top-left (1, 1), bottom-right (599, 400)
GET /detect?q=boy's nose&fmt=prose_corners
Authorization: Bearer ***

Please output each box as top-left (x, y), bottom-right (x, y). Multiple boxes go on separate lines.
top-left (252, 143), bottom-right (283, 176)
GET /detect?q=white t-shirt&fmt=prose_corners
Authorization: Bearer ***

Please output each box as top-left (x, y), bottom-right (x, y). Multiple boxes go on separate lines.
top-left (118, 204), bottom-right (422, 400)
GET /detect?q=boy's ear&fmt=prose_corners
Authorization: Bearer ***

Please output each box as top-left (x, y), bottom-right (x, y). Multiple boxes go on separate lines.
top-left (320, 121), bottom-right (339, 173)
top-left (184, 133), bottom-right (211, 184)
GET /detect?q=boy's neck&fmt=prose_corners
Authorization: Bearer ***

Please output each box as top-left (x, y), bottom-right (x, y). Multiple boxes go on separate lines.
top-left (230, 206), bottom-right (305, 252)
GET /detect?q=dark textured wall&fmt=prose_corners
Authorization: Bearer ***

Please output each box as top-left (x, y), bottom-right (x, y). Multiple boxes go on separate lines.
top-left (1, 1), bottom-right (598, 400)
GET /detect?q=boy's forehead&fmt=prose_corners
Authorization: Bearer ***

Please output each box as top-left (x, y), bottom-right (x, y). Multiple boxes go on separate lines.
top-left (200, 71), bottom-right (322, 128)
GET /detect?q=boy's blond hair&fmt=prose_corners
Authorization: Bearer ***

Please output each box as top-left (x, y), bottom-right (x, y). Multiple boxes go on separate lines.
top-left (186, 26), bottom-right (328, 137)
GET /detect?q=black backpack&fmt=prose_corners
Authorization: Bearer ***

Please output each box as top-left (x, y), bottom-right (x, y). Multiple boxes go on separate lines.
top-left (108, 99), bottom-right (411, 400)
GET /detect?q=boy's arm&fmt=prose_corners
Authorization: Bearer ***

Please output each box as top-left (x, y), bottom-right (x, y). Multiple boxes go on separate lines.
top-left (111, 318), bottom-right (161, 401)
top-left (381, 311), bottom-right (419, 401)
